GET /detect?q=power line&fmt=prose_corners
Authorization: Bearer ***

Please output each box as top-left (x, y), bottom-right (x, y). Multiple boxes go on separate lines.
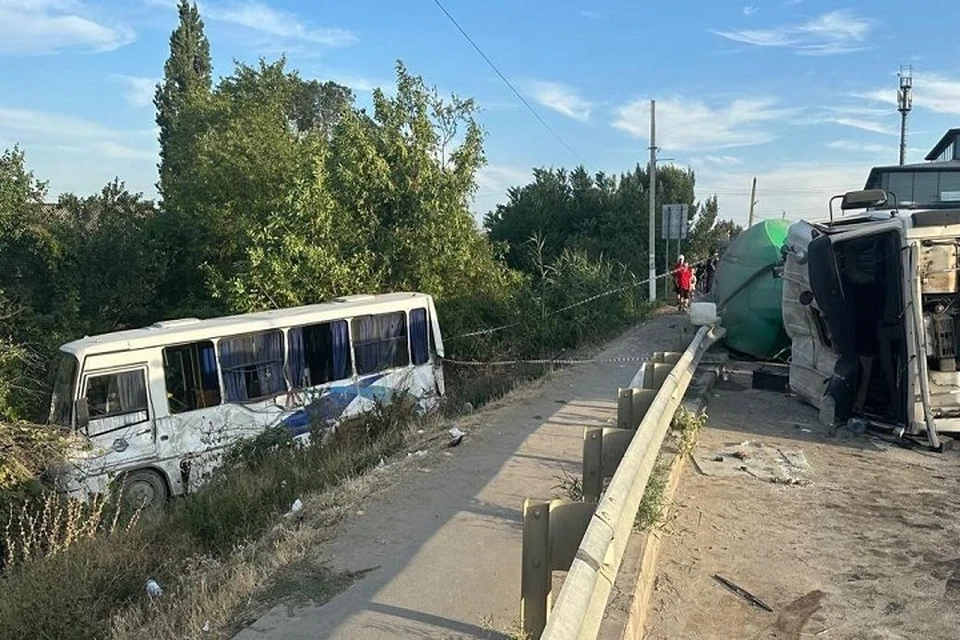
top-left (429, 0), bottom-right (588, 167)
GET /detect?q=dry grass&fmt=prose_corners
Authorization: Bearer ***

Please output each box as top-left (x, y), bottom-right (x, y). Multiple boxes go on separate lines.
top-left (2, 491), bottom-right (141, 569)
top-left (109, 457), bottom-right (411, 639)
top-left (671, 407), bottom-right (707, 458)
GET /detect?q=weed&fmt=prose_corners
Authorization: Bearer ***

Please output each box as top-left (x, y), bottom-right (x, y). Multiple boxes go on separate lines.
top-left (634, 460), bottom-right (671, 531)
top-left (672, 408), bottom-right (707, 458)
top-left (552, 467), bottom-right (583, 502)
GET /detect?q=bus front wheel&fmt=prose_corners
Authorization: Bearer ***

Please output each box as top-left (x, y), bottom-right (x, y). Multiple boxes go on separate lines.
top-left (122, 469), bottom-right (168, 511)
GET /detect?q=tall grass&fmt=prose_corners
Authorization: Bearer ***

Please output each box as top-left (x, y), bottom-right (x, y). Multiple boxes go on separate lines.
top-left (0, 397), bottom-right (418, 640)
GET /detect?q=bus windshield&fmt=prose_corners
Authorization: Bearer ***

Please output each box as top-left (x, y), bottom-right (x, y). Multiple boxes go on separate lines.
top-left (49, 352), bottom-right (78, 427)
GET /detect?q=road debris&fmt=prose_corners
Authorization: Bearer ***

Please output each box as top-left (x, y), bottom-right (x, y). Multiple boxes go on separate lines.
top-left (712, 574), bottom-right (773, 612)
top-left (694, 440), bottom-right (809, 485)
top-left (284, 498), bottom-right (304, 518)
top-left (448, 427), bottom-right (465, 447)
top-left (407, 449), bottom-right (427, 457)
top-left (145, 579), bottom-right (163, 599)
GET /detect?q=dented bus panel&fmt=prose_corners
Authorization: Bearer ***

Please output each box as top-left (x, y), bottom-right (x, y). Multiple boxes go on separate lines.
top-left (47, 292), bottom-right (445, 506)
top-left (783, 201), bottom-right (960, 448)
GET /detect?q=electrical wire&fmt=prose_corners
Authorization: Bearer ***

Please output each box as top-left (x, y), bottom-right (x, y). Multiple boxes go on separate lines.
top-left (429, 0), bottom-right (589, 167)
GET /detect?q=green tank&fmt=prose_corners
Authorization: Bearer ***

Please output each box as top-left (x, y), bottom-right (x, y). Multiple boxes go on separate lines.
top-left (714, 219), bottom-right (792, 359)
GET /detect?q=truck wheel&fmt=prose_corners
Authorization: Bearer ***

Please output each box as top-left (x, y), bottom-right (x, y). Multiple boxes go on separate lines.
top-left (122, 469), bottom-right (168, 510)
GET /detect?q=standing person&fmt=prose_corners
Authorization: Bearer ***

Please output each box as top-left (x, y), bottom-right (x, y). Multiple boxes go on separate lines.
top-left (703, 252), bottom-right (718, 294)
top-left (674, 254), bottom-right (693, 311)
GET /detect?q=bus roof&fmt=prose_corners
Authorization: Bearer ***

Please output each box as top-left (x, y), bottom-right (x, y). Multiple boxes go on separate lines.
top-left (61, 292), bottom-right (436, 359)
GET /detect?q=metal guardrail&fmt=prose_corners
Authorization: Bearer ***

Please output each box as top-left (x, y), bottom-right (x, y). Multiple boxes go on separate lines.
top-left (520, 324), bottom-right (723, 639)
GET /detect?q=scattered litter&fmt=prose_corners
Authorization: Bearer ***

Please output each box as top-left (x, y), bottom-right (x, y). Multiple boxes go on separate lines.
top-left (356, 509), bottom-right (364, 516)
top-left (284, 498), bottom-right (304, 518)
top-left (202, 621), bottom-right (211, 633)
top-left (448, 427), bottom-right (465, 447)
top-left (145, 579), bottom-right (163, 599)
top-left (375, 457), bottom-right (388, 471)
top-left (695, 441), bottom-right (810, 485)
top-left (417, 429), bottom-right (425, 435)
top-left (407, 449), bottom-right (427, 458)
top-left (713, 574), bottom-right (773, 612)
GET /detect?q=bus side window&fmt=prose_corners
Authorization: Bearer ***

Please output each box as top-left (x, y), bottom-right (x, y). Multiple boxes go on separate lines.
top-left (288, 320), bottom-right (352, 388)
top-left (410, 308), bottom-right (430, 365)
top-left (353, 312), bottom-right (409, 375)
top-left (163, 341), bottom-right (222, 414)
top-left (84, 369), bottom-right (149, 435)
top-left (218, 330), bottom-right (286, 402)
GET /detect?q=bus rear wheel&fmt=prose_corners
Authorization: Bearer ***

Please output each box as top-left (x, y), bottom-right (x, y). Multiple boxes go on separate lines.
top-left (122, 469), bottom-right (168, 511)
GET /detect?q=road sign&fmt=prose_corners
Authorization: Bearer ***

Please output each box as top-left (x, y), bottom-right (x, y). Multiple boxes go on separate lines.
top-left (661, 204), bottom-right (688, 240)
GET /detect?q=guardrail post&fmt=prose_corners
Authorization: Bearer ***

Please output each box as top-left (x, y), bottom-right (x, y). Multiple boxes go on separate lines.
top-left (522, 499), bottom-right (551, 638)
top-left (583, 427), bottom-right (634, 503)
top-left (617, 388), bottom-right (656, 429)
top-left (522, 498), bottom-right (595, 638)
top-left (582, 428), bottom-right (603, 504)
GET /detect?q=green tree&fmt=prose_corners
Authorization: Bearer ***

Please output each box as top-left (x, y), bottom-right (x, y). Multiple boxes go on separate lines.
top-left (155, 0), bottom-right (212, 205)
top-left (484, 163), bottom-right (697, 276)
top-left (685, 195), bottom-right (743, 261)
top-left (290, 79), bottom-right (355, 137)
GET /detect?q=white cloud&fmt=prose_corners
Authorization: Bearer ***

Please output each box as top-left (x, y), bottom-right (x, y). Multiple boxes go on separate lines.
top-left (857, 72), bottom-right (960, 116)
top-left (111, 74), bottom-right (158, 108)
top-left (93, 140), bottom-right (157, 160)
top-left (0, 0), bottom-right (135, 54)
top-left (695, 155), bottom-right (743, 166)
top-left (697, 162), bottom-right (871, 226)
top-left (0, 107), bottom-right (156, 164)
top-left (829, 117), bottom-right (893, 136)
top-left (0, 106), bottom-right (159, 197)
top-left (613, 96), bottom-right (789, 151)
top-left (579, 10), bottom-right (604, 20)
top-left (742, 5), bottom-right (758, 17)
top-left (473, 164), bottom-right (531, 221)
top-left (206, 1), bottom-right (357, 46)
top-left (713, 10), bottom-right (873, 55)
top-left (825, 140), bottom-right (891, 155)
top-left (525, 80), bottom-right (594, 122)
top-left (793, 105), bottom-right (896, 136)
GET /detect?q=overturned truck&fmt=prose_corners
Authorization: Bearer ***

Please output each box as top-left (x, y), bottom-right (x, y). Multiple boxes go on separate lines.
top-left (783, 182), bottom-right (960, 449)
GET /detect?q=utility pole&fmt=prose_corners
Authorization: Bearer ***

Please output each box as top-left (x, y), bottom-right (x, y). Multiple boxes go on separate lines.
top-left (898, 66), bottom-right (913, 166)
top-left (648, 99), bottom-right (657, 302)
top-left (747, 176), bottom-right (757, 227)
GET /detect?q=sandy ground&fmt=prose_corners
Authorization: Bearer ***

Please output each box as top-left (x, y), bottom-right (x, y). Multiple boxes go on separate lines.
top-left (234, 312), bottom-right (687, 640)
top-left (646, 374), bottom-right (960, 640)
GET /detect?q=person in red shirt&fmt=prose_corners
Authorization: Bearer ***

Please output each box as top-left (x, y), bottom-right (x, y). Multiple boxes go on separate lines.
top-left (674, 255), bottom-right (693, 311)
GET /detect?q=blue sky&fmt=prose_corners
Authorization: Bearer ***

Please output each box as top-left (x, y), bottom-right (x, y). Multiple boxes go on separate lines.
top-left (2, 0), bottom-right (959, 226)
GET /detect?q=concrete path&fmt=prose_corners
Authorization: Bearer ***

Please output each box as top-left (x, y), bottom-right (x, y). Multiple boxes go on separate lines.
top-left (235, 312), bottom-right (686, 640)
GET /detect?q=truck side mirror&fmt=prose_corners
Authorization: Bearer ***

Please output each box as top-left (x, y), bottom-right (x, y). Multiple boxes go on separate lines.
top-left (75, 398), bottom-right (89, 431)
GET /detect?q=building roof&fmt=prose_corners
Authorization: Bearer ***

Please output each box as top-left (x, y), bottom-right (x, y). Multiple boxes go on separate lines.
top-left (865, 160), bottom-right (960, 188)
top-left (61, 292), bottom-right (435, 358)
top-left (926, 128), bottom-right (960, 161)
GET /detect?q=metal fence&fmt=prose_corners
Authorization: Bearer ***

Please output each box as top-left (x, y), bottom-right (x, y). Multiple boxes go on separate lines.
top-left (520, 324), bottom-right (723, 638)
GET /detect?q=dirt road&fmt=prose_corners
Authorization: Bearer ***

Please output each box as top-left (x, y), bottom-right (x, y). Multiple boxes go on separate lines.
top-left (234, 312), bottom-right (686, 639)
top-left (646, 376), bottom-right (960, 640)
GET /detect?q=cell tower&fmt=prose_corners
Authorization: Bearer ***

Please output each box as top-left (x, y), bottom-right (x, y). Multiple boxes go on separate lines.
top-left (898, 65), bottom-right (913, 166)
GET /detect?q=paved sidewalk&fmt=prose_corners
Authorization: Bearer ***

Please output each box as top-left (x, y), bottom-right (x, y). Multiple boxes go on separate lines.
top-left (235, 313), bottom-right (685, 640)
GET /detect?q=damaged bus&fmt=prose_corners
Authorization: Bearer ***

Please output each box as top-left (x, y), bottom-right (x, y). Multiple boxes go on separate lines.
top-left (782, 154), bottom-right (960, 449)
top-left (47, 292), bottom-right (445, 507)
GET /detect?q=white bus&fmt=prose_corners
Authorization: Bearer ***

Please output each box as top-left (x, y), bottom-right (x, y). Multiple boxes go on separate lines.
top-left (47, 293), bottom-right (445, 507)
